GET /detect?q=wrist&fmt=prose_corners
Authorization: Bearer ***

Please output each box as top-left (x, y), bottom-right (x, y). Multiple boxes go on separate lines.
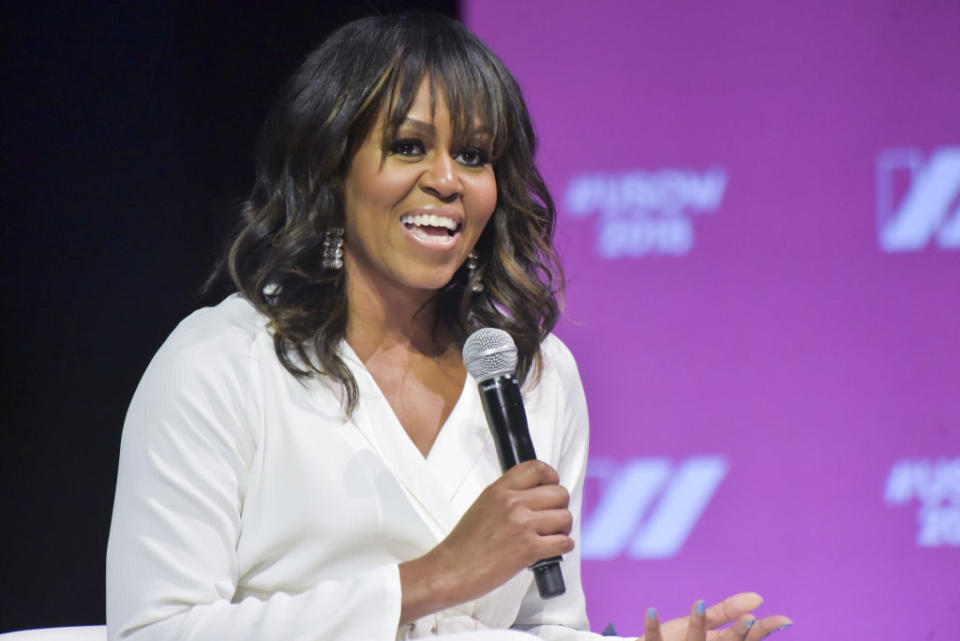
top-left (398, 546), bottom-right (461, 625)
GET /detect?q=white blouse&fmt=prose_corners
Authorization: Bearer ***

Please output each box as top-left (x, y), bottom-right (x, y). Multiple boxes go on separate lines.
top-left (106, 295), bottom-right (607, 640)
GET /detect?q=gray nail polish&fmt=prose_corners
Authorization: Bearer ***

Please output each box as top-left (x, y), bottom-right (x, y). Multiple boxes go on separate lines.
top-left (647, 607), bottom-right (656, 621)
top-left (778, 623), bottom-right (793, 631)
top-left (745, 619), bottom-right (755, 630)
top-left (695, 600), bottom-right (705, 616)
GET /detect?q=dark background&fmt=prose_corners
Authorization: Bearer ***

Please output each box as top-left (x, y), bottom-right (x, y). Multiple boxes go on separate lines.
top-left (1, 1), bottom-right (457, 631)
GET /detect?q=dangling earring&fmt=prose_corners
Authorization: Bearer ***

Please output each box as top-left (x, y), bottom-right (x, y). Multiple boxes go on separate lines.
top-left (467, 250), bottom-right (484, 292)
top-left (322, 227), bottom-right (344, 270)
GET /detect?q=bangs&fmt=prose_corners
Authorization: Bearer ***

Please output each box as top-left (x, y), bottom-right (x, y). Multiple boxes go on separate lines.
top-left (354, 24), bottom-right (511, 160)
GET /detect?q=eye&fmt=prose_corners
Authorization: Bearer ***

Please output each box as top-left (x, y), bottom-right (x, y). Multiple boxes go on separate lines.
top-left (390, 138), bottom-right (426, 157)
top-left (455, 146), bottom-right (491, 168)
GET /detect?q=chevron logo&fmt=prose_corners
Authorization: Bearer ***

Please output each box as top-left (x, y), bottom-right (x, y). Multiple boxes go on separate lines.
top-left (876, 147), bottom-right (960, 252)
top-left (581, 456), bottom-right (728, 560)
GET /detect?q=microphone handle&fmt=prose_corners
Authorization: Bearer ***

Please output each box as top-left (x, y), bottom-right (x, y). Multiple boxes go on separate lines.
top-left (478, 375), bottom-right (566, 599)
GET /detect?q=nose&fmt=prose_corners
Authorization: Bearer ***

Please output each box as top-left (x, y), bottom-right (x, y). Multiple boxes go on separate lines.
top-left (419, 152), bottom-right (462, 202)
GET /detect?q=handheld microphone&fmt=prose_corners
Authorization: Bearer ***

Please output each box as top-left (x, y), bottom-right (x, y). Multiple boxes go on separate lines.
top-left (462, 328), bottom-right (565, 599)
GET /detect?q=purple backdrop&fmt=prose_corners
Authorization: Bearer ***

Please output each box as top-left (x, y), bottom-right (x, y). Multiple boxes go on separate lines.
top-left (465, 1), bottom-right (960, 637)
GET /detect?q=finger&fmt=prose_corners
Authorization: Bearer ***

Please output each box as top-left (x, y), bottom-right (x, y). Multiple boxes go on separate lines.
top-left (534, 532), bottom-right (575, 559)
top-left (684, 599), bottom-right (706, 641)
top-left (522, 484), bottom-right (571, 511)
top-left (656, 614), bottom-right (689, 639)
top-left (501, 460), bottom-right (560, 489)
top-left (643, 607), bottom-right (663, 641)
top-left (704, 592), bottom-right (764, 629)
top-left (744, 615), bottom-right (793, 641)
top-left (532, 508), bottom-right (573, 536)
top-left (715, 615), bottom-right (755, 641)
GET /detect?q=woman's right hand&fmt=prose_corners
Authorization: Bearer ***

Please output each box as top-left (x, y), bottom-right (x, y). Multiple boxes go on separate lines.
top-left (398, 460), bottom-right (573, 623)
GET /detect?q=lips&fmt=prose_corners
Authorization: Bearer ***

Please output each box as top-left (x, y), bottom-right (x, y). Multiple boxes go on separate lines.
top-left (400, 211), bottom-right (463, 246)
top-left (400, 213), bottom-right (461, 234)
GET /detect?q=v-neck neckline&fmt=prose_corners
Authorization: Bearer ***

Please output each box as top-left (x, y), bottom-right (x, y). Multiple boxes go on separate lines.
top-left (336, 340), bottom-right (491, 535)
top-left (339, 339), bottom-right (471, 460)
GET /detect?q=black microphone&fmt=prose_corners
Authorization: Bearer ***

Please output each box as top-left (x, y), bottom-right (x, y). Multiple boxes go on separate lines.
top-left (462, 328), bottom-right (565, 599)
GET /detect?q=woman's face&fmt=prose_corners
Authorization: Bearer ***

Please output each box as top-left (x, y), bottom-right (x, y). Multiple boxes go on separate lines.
top-left (342, 78), bottom-right (497, 299)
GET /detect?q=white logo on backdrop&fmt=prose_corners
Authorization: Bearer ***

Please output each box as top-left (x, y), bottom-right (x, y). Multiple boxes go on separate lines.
top-left (876, 147), bottom-right (960, 252)
top-left (563, 167), bottom-right (728, 258)
top-left (582, 456), bottom-right (727, 559)
top-left (884, 458), bottom-right (960, 547)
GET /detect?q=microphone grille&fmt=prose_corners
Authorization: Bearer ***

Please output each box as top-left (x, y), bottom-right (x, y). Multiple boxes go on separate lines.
top-left (462, 328), bottom-right (518, 381)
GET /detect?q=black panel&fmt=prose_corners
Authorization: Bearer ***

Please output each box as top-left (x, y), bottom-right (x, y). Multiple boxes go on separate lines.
top-left (0, 0), bottom-right (458, 631)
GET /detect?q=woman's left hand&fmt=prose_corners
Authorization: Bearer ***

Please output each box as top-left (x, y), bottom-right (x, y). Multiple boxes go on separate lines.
top-left (636, 592), bottom-right (792, 641)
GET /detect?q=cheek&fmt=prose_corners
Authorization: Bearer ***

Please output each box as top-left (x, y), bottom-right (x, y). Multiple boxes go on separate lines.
top-left (345, 159), bottom-right (415, 216)
top-left (468, 172), bottom-right (498, 225)
top-left (369, 171), bottom-right (418, 206)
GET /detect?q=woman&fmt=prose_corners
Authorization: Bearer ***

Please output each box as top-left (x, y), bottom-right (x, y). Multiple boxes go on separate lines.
top-left (106, 13), bottom-right (790, 640)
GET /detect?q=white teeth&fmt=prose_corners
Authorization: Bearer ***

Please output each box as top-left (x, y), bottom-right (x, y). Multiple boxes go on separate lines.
top-left (401, 214), bottom-right (460, 231)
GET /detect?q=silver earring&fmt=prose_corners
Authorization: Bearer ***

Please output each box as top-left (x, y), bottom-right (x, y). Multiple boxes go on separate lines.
top-left (467, 251), bottom-right (484, 292)
top-left (322, 227), bottom-right (344, 270)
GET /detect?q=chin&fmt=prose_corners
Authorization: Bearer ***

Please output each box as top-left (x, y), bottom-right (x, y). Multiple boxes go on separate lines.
top-left (399, 265), bottom-right (461, 293)
top-left (411, 275), bottom-right (459, 293)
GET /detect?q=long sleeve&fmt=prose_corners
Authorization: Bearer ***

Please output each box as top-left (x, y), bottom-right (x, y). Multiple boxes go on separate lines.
top-left (108, 297), bottom-right (616, 640)
top-left (106, 300), bottom-right (402, 641)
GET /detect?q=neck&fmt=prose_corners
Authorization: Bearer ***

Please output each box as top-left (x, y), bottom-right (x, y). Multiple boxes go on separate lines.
top-left (344, 267), bottom-right (448, 363)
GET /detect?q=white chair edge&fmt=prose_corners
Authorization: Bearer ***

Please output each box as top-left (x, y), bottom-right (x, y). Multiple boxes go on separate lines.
top-left (0, 627), bottom-right (106, 641)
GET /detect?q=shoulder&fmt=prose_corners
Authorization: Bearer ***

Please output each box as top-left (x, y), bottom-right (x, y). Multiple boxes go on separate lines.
top-left (162, 294), bottom-right (265, 356)
top-left (118, 295), bottom-right (272, 475)
top-left (531, 334), bottom-right (590, 465)
top-left (135, 294), bottom-right (271, 406)
top-left (538, 333), bottom-right (582, 387)
top-left (539, 333), bottom-right (576, 366)
top-left (155, 294), bottom-right (266, 366)
top-left (528, 333), bottom-right (587, 416)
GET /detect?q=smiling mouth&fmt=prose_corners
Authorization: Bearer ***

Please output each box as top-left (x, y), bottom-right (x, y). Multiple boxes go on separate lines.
top-left (400, 213), bottom-right (462, 238)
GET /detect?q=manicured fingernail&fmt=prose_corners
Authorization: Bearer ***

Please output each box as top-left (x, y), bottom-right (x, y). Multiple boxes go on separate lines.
top-left (778, 623), bottom-right (793, 631)
top-left (695, 600), bottom-right (705, 615)
top-left (647, 607), bottom-right (657, 621)
top-left (744, 619), bottom-right (755, 630)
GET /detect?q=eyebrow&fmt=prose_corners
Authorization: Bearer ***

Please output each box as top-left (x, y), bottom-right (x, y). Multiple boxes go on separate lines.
top-left (399, 117), bottom-right (493, 139)
top-left (400, 118), bottom-right (435, 135)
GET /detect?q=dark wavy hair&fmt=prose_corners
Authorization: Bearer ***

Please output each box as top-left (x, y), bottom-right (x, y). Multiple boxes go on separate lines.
top-left (224, 12), bottom-right (562, 413)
